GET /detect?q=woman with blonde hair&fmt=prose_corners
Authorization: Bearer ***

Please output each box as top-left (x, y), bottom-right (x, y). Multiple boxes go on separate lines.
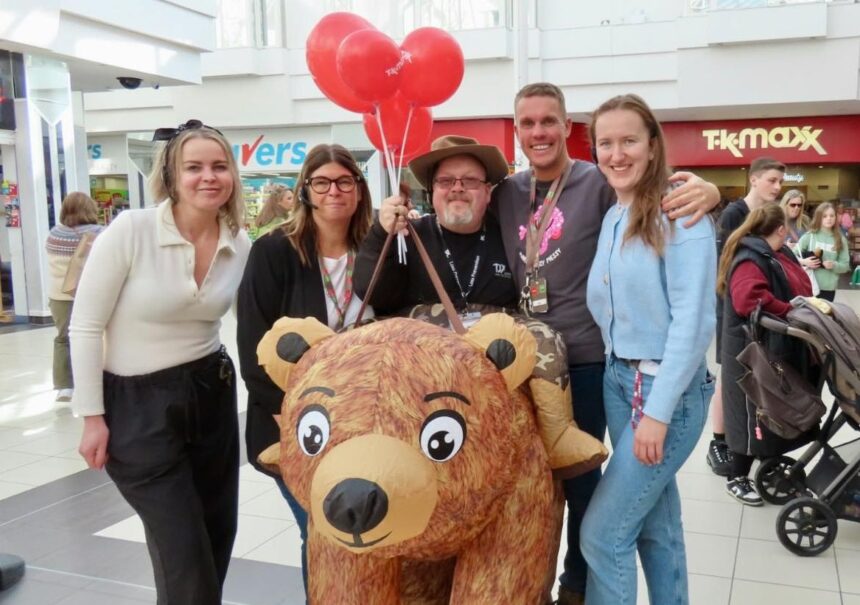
top-left (72, 119), bottom-right (250, 604)
top-left (45, 192), bottom-right (103, 402)
top-left (237, 143), bottom-right (373, 597)
top-left (253, 184), bottom-right (294, 237)
top-left (798, 201), bottom-right (850, 301)
top-left (780, 189), bottom-right (809, 248)
top-left (581, 94), bottom-right (716, 605)
top-left (717, 204), bottom-right (814, 505)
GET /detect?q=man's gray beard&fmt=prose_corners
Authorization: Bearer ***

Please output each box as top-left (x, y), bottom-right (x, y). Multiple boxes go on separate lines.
top-left (442, 206), bottom-right (473, 228)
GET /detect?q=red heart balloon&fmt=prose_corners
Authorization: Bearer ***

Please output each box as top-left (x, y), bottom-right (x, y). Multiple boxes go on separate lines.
top-left (336, 29), bottom-right (402, 104)
top-left (306, 13), bottom-right (375, 113)
top-left (398, 28), bottom-right (465, 108)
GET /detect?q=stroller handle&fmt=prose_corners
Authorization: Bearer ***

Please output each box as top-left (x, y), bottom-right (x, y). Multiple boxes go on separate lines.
top-left (759, 315), bottom-right (829, 356)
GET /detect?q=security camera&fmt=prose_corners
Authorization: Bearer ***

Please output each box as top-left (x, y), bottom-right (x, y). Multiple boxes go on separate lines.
top-left (117, 77), bottom-right (142, 90)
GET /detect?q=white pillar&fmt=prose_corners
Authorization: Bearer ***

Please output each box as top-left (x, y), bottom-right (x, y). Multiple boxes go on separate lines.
top-left (13, 97), bottom-right (51, 320)
top-left (512, 0), bottom-right (530, 173)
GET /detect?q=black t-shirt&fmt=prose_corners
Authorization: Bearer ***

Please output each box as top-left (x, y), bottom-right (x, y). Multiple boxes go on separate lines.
top-left (354, 213), bottom-right (518, 315)
top-left (717, 199), bottom-right (750, 256)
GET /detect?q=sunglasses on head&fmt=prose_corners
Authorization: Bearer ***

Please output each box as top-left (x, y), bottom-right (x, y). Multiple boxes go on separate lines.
top-left (152, 119), bottom-right (223, 143)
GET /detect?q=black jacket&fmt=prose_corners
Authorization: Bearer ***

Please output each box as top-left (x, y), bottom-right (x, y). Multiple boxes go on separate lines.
top-left (721, 236), bottom-right (813, 457)
top-left (353, 214), bottom-right (518, 315)
top-left (236, 229), bottom-right (327, 476)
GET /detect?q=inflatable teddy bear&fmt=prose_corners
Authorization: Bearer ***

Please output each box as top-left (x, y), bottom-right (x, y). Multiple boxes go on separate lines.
top-left (257, 314), bottom-right (567, 604)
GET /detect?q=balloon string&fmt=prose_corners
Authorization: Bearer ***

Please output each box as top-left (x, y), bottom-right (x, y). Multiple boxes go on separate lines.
top-left (374, 109), bottom-right (398, 195)
top-left (374, 106), bottom-right (407, 264)
top-left (397, 104), bottom-right (414, 188)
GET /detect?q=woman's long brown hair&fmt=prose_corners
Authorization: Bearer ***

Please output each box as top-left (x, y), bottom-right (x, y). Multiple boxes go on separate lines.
top-left (589, 94), bottom-right (671, 255)
top-left (716, 204), bottom-right (786, 296)
top-left (282, 144), bottom-right (372, 265)
top-left (255, 185), bottom-right (290, 228)
top-left (808, 202), bottom-right (844, 255)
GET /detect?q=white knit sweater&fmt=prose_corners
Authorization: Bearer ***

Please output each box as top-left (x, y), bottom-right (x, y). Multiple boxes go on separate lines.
top-left (69, 200), bottom-right (250, 416)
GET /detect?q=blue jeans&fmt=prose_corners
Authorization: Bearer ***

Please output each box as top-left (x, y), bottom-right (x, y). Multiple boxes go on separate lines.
top-left (274, 476), bottom-right (309, 600)
top-left (580, 357), bottom-right (713, 605)
top-left (559, 362), bottom-right (607, 595)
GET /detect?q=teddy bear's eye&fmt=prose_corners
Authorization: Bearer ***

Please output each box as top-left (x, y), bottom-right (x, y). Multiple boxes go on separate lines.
top-left (297, 405), bottom-right (330, 457)
top-left (420, 410), bottom-right (466, 462)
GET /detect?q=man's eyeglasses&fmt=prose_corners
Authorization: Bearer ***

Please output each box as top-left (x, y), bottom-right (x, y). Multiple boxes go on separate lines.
top-left (788, 203), bottom-right (803, 208)
top-left (432, 176), bottom-right (488, 190)
top-left (306, 176), bottom-right (360, 194)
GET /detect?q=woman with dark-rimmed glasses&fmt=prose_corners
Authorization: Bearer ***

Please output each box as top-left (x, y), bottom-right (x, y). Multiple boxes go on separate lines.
top-left (236, 143), bottom-right (373, 599)
top-left (72, 120), bottom-right (250, 604)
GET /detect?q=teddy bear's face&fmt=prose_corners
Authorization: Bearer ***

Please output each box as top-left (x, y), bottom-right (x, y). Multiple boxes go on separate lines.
top-left (275, 319), bottom-right (534, 557)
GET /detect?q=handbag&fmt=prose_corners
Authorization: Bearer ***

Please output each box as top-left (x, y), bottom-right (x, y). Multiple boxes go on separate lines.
top-left (61, 231), bottom-right (97, 296)
top-left (736, 338), bottom-right (825, 440)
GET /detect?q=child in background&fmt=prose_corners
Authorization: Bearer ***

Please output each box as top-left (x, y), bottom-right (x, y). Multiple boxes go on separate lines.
top-left (798, 202), bottom-right (850, 301)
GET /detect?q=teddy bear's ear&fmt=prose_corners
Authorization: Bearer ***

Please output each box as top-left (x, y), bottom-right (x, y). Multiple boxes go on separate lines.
top-left (257, 317), bottom-right (335, 390)
top-left (464, 313), bottom-right (537, 391)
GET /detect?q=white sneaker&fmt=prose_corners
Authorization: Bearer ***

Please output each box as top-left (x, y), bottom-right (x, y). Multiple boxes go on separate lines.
top-left (56, 389), bottom-right (73, 403)
top-left (726, 476), bottom-right (763, 506)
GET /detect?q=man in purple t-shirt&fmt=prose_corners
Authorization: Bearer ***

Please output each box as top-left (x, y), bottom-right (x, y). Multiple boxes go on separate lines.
top-left (493, 82), bottom-right (718, 605)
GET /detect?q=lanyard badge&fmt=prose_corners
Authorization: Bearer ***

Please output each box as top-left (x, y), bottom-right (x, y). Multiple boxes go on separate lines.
top-left (527, 276), bottom-right (548, 314)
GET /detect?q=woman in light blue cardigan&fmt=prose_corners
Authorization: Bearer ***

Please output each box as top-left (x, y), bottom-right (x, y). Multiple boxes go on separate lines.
top-left (581, 94), bottom-right (716, 605)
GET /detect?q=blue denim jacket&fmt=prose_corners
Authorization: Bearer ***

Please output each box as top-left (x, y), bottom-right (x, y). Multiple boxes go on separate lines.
top-left (586, 203), bottom-right (716, 423)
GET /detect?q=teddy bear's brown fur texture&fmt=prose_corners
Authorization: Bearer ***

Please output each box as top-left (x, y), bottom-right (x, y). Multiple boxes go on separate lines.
top-left (257, 315), bottom-right (564, 604)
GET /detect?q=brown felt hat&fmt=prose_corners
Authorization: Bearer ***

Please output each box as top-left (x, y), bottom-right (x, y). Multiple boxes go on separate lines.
top-left (408, 135), bottom-right (509, 189)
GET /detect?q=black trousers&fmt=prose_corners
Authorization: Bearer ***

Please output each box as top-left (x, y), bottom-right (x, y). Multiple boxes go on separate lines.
top-left (104, 347), bottom-right (239, 605)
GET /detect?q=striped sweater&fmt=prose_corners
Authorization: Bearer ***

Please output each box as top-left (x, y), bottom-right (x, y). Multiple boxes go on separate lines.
top-left (45, 224), bottom-right (103, 300)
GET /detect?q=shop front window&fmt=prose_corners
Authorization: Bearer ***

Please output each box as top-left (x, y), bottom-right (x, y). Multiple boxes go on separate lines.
top-left (688, 0), bottom-right (846, 13)
top-left (327, 0), bottom-right (509, 37)
top-left (216, 0), bottom-right (284, 48)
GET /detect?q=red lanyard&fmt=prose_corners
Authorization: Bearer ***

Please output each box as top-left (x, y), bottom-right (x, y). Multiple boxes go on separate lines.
top-left (631, 369), bottom-right (644, 429)
top-left (320, 250), bottom-right (355, 331)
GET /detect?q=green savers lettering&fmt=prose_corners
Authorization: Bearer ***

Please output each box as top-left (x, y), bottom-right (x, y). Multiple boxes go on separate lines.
top-left (701, 126), bottom-right (826, 158)
top-left (232, 136), bottom-right (307, 168)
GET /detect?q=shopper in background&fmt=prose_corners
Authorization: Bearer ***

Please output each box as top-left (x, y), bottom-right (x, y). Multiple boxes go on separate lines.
top-left (707, 157), bottom-right (785, 479)
top-left (581, 93), bottom-right (715, 605)
top-left (780, 189), bottom-right (810, 249)
top-left (71, 119), bottom-right (250, 605)
top-left (253, 184), bottom-right (294, 237)
top-left (840, 206), bottom-right (853, 237)
top-left (798, 201), bottom-right (850, 301)
top-left (717, 204), bottom-right (814, 506)
top-left (237, 143), bottom-right (373, 599)
top-left (45, 192), bottom-right (103, 403)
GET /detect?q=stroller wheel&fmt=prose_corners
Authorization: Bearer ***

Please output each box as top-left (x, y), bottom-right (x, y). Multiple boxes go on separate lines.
top-left (755, 456), bottom-right (806, 505)
top-left (776, 497), bottom-right (837, 557)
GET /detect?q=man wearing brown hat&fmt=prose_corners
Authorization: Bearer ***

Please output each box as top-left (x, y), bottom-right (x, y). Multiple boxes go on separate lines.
top-left (354, 135), bottom-right (607, 482)
top-left (354, 135), bottom-right (516, 314)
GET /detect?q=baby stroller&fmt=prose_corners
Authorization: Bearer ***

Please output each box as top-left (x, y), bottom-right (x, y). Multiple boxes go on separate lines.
top-left (744, 297), bottom-right (860, 556)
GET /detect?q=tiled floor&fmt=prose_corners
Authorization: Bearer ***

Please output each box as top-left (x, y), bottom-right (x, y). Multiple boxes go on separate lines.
top-left (2, 296), bottom-right (860, 604)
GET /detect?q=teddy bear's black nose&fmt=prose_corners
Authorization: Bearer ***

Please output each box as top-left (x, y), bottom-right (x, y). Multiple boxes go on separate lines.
top-left (323, 478), bottom-right (389, 535)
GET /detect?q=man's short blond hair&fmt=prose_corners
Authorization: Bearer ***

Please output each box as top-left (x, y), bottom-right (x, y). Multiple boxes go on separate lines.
top-left (514, 82), bottom-right (568, 118)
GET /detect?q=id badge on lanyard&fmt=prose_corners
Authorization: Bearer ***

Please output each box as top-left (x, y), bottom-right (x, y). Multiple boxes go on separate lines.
top-left (527, 276), bottom-right (548, 314)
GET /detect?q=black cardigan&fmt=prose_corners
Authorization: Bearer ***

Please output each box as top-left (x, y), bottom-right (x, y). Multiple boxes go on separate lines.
top-left (236, 229), bottom-right (327, 476)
